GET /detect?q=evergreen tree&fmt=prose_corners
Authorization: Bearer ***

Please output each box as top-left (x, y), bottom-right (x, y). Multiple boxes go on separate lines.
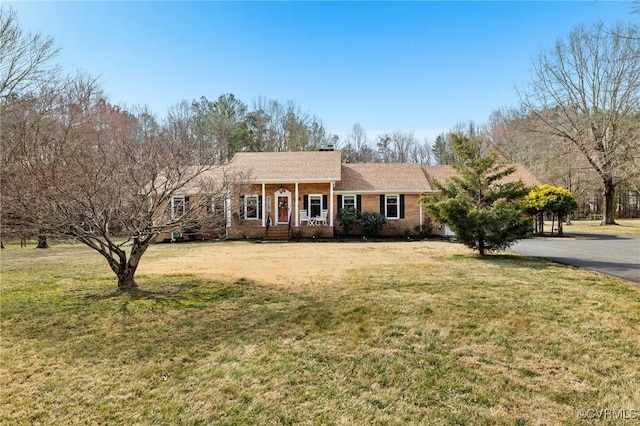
top-left (424, 133), bottom-right (531, 255)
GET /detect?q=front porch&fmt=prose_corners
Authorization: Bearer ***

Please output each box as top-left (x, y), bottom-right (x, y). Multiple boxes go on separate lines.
top-left (229, 181), bottom-right (336, 240)
top-left (259, 182), bottom-right (335, 229)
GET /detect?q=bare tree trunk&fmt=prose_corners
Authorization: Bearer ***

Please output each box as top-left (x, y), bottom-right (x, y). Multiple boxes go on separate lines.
top-left (602, 176), bottom-right (617, 225)
top-left (538, 213), bottom-right (544, 235)
top-left (558, 213), bottom-right (564, 236)
top-left (36, 234), bottom-right (48, 249)
top-left (115, 241), bottom-right (148, 290)
top-left (117, 267), bottom-right (138, 289)
top-left (478, 236), bottom-right (485, 256)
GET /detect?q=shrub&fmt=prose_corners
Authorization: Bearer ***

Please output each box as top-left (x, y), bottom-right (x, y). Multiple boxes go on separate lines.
top-left (360, 212), bottom-right (386, 236)
top-left (336, 207), bottom-right (360, 236)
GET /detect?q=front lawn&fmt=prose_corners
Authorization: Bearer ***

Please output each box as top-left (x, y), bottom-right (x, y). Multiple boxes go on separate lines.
top-left (1, 241), bottom-right (639, 425)
top-left (563, 218), bottom-right (640, 237)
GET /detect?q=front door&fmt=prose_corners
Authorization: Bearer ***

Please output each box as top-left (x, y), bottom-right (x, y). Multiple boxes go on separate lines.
top-left (277, 195), bottom-right (289, 224)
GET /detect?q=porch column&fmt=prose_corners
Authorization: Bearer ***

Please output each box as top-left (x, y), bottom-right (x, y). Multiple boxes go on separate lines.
top-left (329, 182), bottom-right (334, 227)
top-left (295, 182), bottom-right (299, 226)
top-left (261, 183), bottom-right (266, 227)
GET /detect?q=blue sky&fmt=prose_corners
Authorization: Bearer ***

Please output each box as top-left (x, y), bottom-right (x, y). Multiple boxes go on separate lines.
top-left (9, 1), bottom-right (634, 142)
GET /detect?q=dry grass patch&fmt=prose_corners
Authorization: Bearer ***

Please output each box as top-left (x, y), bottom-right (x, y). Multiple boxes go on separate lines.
top-left (138, 240), bottom-right (462, 290)
top-left (1, 240), bottom-right (639, 425)
top-left (563, 218), bottom-right (640, 236)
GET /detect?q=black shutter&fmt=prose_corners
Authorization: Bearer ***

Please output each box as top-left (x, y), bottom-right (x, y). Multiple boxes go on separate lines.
top-left (258, 195), bottom-right (263, 220)
top-left (322, 195), bottom-right (328, 210)
top-left (303, 195), bottom-right (308, 210)
top-left (356, 195), bottom-right (362, 213)
top-left (337, 195), bottom-right (342, 211)
top-left (399, 194), bottom-right (405, 218)
top-left (380, 195), bottom-right (385, 215)
top-left (239, 195), bottom-right (245, 219)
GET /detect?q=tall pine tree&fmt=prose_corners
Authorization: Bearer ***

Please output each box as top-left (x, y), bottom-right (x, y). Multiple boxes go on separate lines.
top-left (424, 133), bottom-right (531, 255)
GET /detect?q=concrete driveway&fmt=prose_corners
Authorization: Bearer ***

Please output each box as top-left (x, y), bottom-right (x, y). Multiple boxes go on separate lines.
top-left (510, 232), bottom-right (640, 283)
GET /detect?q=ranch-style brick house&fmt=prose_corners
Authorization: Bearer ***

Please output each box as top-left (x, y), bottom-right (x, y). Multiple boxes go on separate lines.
top-left (156, 150), bottom-right (539, 242)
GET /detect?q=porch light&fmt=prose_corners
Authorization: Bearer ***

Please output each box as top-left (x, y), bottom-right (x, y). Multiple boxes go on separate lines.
top-left (279, 186), bottom-right (285, 193)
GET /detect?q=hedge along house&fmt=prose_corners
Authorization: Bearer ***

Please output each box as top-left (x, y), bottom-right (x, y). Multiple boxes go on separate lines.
top-left (156, 150), bottom-right (540, 242)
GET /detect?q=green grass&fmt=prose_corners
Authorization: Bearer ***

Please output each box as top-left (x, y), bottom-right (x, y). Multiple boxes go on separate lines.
top-left (1, 241), bottom-right (639, 425)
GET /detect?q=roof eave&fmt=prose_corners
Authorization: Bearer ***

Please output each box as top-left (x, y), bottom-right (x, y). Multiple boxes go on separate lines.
top-left (334, 189), bottom-right (438, 194)
top-left (246, 178), bottom-right (340, 184)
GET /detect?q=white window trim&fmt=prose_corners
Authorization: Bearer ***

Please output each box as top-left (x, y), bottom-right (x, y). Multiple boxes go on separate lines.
top-left (171, 196), bottom-right (186, 220)
top-left (208, 196), bottom-right (225, 215)
top-left (342, 195), bottom-right (357, 210)
top-left (385, 194), bottom-right (400, 219)
top-left (245, 194), bottom-right (260, 220)
top-left (308, 194), bottom-right (324, 217)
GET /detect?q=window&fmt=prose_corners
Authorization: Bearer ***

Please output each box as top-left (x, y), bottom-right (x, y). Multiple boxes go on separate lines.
top-left (170, 196), bottom-right (187, 220)
top-left (309, 195), bottom-right (322, 218)
top-left (386, 195), bottom-right (399, 219)
top-left (207, 196), bottom-right (225, 215)
top-left (304, 194), bottom-right (328, 218)
top-left (338, 194), bottom-right (361, 213)
top-left (245, 195), bottom-right (259, 220)
top-left (342, 195), bottom-right (356, 210)
top-left (380, 194), bottom-right (404, 219)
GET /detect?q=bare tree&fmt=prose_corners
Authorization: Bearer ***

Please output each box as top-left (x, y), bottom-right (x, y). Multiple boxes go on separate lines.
top-left (1, 76), bottom-right (225, 289)
top-left (391, 131), bottom-right (416, 163)
top-left (0, 5), bottom-right (59, 99)
top-left (521, 22), bottom-right (640, 224)
top-left (342, 123), bottom-right (373, 163)
top-left (409, 139), bottom-right (433, 165)
top-left (349, 123), bottom-right (369, 162)
top-left (487, 107), bottom-right (603, 217)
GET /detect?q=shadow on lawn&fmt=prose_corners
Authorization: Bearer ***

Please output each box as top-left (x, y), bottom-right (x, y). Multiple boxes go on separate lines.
top-left (81, 278), bottom-right (254, 315)
top-left (50, 278), bottom-right (334, 363)
top-left (450, 253), bottom-right (555, 271)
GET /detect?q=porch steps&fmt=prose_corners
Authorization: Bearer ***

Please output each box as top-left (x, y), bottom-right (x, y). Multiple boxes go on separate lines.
top-left (265, 226), bottom-right (291, 241)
